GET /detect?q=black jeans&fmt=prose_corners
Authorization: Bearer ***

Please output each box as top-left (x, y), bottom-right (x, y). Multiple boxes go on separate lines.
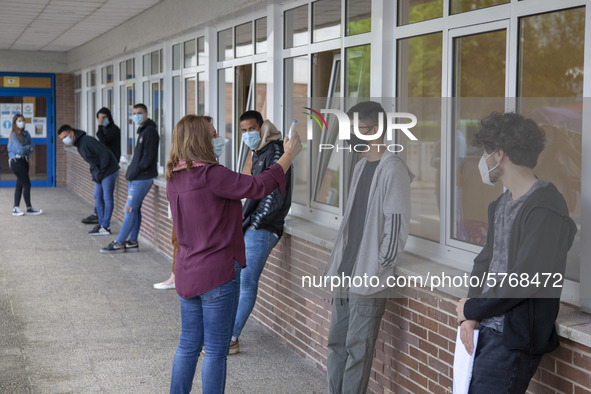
top-left (9, 158), bottom-right (31, 208)
top-left (469, 325), bottom-right (542, 394)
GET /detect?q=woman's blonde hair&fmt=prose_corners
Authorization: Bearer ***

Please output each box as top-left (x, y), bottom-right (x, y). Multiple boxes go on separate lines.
top-left (165, 115), bottom-right (218, 180)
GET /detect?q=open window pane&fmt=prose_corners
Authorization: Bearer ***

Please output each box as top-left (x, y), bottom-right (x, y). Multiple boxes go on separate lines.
top-left (284, 56), bottom-right (309, 205)
top-left (312, 51), bottom-right (341, 207)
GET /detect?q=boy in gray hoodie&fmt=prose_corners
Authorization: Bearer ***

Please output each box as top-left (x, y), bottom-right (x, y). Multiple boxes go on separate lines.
top-left (325, 101), bottom-right (413, 394)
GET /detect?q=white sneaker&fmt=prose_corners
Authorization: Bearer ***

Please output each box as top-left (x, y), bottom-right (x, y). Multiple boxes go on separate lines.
top-left (12, 207), bottom-right (24, 216)
top-left (153, 281), bottom-right (175, 290)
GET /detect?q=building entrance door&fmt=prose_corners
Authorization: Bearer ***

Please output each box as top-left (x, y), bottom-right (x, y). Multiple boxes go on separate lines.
top-left (0, 73), bottom-right (55, 187)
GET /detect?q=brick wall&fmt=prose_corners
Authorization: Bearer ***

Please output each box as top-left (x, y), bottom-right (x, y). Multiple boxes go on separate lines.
top-left (55, 73), bottom-right (74, 186)
top-left (60, 157), bottom-right (591, 393)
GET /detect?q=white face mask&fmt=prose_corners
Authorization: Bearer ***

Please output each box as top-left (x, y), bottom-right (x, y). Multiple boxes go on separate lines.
top-left (478, 149), bottom-right (499, 186)
top-left (16, 121), bottom-right (25, 129)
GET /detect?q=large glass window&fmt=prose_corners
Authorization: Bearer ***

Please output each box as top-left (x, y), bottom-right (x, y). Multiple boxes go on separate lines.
top-left (285, 5), bottom-right (309, 48)
top-left (397, 33), bottom-right (442, 242)
top-left (101, 65), bottom-right (113, 84)
top-left (517, 7), bottom-right (585, 282)
top-left (452, 29), bottom-right (507, 245)
top-left (312, 0), bottom-right (341, 43)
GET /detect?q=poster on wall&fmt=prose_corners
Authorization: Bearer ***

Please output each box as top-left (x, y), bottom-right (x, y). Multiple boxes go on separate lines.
top-left (32, 117), bottom-right (47, 138)
top-left (1, 103), bottom-right (22, 117)
top-left (23, 103), bottom-right (34, 118)
top-left (1, 117), bottom-right (12, 138)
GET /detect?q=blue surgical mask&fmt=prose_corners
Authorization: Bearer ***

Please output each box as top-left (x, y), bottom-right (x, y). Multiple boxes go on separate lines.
top-left (212, 136), bottom-right (225, 158)
top-left (102, 118), bottom-right (109, 127)
top-left (62, 136), bottom-right (73, 146)
top-left (131, 113), bottom-right (144, 125)
top-left (242, 131), bottom-right (261, 150)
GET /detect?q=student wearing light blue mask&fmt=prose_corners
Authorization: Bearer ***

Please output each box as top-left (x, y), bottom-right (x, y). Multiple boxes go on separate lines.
top-left (101, 103), bottom-right (159, 253)
top-left (226, 110), bottom-right (293, 355)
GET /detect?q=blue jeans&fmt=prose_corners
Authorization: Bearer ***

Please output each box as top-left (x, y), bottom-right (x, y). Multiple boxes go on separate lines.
top-left (469, 326), bottom-right (542, 393)
top-left (94, 170), bottom-right (118, 229)
top-left (232, 228), bottom-right (279, 338)
top-left (116, 178), bottom-right (153, 244)
top-left (170, 262), bottom-right (241, 394)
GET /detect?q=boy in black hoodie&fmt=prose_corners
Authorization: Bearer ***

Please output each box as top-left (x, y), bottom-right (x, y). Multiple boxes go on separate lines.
top-left (455, 112), bottom-right (577, 393)
top-left (58, 125), bottom-right (119, 236)
top-left (101, 103), bottom-right (159, 253)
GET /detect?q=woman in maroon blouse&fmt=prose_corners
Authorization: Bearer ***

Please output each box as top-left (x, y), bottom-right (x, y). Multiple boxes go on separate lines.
top-left (166, 115), bottom-right (300, 393)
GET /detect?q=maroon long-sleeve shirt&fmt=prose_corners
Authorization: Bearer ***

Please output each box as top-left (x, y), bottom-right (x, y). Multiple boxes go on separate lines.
top-left (166, 162), bottom-right (286, 298)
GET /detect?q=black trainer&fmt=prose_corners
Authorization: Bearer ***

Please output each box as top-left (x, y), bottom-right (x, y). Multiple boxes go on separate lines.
top-left (88, 224), bottom-right (101, 235)
top-left (124, 241), bottom-right (139, 252)
top-left (100, 240), bottom-right (126, 253)
top-left (82, 214), bottom-right (99, 224)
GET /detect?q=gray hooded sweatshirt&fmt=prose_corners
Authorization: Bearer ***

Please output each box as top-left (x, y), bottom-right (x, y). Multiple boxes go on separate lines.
top-left (325, 152), bottom-right (413, 296)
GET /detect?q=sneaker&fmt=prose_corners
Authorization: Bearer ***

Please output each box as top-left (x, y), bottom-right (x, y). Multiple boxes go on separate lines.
top-left (12, 207), bottom-right (24, 216)
top-left (25, 207), bottom-right (42, 215)
top-left (229, 339), bottom-right (239, 355)
top-left (82, 214), bottom-right (99, 224)
top-left (124, 241), bottom-right (139, 252)
top-left (100, 240), bottom-right (126, 253)
top-left (89, 225), bottom-right (111, 236)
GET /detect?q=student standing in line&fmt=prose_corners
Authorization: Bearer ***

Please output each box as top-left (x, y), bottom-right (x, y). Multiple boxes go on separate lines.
top-left (325, 101), bottom-right (413, 394)
top-left (228, 110), bottom-right (292, 354)
top-left (166, 114), bottom-right (300, 394)
top-left (456, 112), bottom-right (577, 393)
top-left (81, 107), bottom-right (122, 225)
top-left (8, 114), bottom-right (42, 216)
top-left (100, 103), bottom-right (159, 253)
top-left (57, 125), bottom-right (119, 235)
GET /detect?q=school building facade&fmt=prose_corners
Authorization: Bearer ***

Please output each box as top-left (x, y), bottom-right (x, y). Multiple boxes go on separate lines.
top-left (1, 0), bottom-right (590, 392)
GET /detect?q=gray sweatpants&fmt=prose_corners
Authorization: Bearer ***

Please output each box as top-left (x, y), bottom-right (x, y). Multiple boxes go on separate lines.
top-left (327, 293), bottom-right (387, 394)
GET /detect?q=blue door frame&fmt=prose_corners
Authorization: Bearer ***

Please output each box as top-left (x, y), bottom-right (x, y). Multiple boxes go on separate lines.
top-left (0, 72), bottom-right (55, 187)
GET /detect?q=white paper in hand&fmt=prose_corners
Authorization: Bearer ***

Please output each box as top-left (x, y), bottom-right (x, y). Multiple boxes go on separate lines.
top-left (452, 327), bottom-right (479, 394)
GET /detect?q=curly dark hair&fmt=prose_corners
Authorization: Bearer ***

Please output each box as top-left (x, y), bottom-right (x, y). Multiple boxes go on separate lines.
top-left (473, 112), bottom-right (545, 169)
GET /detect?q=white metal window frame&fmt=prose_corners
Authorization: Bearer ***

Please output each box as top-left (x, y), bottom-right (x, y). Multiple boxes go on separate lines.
top-left (391, 0), bottom-right (589, 307)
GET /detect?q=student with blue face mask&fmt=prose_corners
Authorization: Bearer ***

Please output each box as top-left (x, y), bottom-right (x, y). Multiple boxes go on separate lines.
top-left (101, 103), bottom-right (159, 253)
top-left (8, 114), bottom-right (42, 216)
top-left (227, 110), bottom-right (293, 355)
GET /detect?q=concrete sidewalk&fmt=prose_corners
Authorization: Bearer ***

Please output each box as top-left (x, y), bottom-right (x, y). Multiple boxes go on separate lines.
top-left (0, 187), bottom-right (326, 393)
